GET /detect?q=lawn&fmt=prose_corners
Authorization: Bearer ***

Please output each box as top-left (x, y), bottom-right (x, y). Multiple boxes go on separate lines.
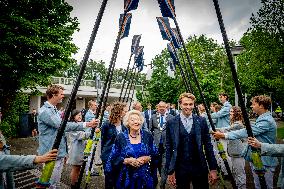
top-left (277, 121), bottom-right (284, 140)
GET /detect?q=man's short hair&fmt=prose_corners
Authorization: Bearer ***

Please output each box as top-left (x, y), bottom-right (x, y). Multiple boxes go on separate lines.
top-left (211, 102), bottom-right (218, 107)
top-left (251, 95), bottom-right (271, 110)
top-left (132, 101), bottom-right (141, 110)
top-left (178, 93), bottom-right (196, 104)
top-left (158, 101), bottom-right (167, 107)
top-left (88, 100), bottom-right (96, 108)
top-left (219, 92), bottom-right (229, 100)
top-left (46, 85), bottom-right (64, 99)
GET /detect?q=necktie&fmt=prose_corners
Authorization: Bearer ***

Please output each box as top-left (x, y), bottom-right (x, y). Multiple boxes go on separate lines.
top-left (184, 117), bottom-right (192, 133)
top-left (160, 115), bottom-right (164, 128)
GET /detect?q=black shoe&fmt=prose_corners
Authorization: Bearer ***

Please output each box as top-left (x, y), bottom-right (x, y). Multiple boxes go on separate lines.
top-left (90, 171), bottom-right (100, 176)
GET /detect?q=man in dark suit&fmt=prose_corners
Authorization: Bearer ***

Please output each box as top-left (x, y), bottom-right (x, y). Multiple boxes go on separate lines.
top-left (167, 103), bottom-right (176, 116)
top-left (30, 108), bottom-right (38, 138)
top-left (144, 103), bottom-right (153, 129)
top-left (166, 93), bottom-right (218, 189)
top-left (149, 101), bottom-right (174, 189)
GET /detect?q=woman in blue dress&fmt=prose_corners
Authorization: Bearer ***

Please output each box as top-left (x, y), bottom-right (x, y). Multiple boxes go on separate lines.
top-left (106, 110), bottom-right (159, 189)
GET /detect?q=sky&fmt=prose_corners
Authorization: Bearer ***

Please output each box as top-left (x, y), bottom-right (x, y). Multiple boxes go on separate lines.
top-left (66, 0), bottom-right (261, 71)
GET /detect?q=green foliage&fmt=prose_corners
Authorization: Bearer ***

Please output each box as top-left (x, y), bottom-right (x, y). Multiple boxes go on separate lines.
top-left (56, 59), bottom-right (147, 86)
top-left (250, 0), bottom-right (284, 40)
top-left (145, 50), bottom-right (182, 106)
top-left (0, 0), bottom-right (79, 128)
top-left (0, 0), bottom-right (79, 90)
top-left (0, 93), bottom-right (29, 137)
top-left (238, 0), bottom-right (284, 109)
top-left (141, 35), bottom-right (232, 107)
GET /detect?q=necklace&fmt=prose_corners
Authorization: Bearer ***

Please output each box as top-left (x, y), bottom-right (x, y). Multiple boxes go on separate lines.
top-left (129, 132), bottom-right (139, 138)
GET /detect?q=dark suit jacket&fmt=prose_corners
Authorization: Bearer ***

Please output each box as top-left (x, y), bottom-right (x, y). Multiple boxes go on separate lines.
top-left (165, 114), bottom-right (217, 175)
top-left (30, 113), bottom-right (38, 131)
top-left (168, 109), bottom-right (177, 116)
top-left (101, 121), bottom-right (127, 163)
top-left (149, 113), bottom-right (174, 148)
top-left (144, 109), bottom-right (154, 128)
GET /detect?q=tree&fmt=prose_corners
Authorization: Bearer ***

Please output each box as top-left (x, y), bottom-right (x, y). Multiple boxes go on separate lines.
top-left (138, 35), bottom-right (232, 108)
top-left (250, 0), bottom-right (284, 41)
top-left (238, 0), bottom-right (284, 108)
top-left (142, 50), bottom-right (182, 106)
top-left (182, 35), bottom-right (234, 103)
top-left (0, 0), bottom-right (79, 136)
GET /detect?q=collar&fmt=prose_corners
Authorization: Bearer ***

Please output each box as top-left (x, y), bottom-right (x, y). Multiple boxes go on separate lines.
top-left (223, 101), bottom-right (229, 106)
top-left (45, 101), bottom-right (57, 110)
top-left (180, 112), bottom-right (193, 120)
top-left (158, 112), bottom-right (167, 117)
top-left (257, 111), bottom-right (271, 120)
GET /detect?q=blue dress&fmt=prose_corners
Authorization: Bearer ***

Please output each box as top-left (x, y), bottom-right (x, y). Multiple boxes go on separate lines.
top-left (106, 130), bottom-right (158, 189)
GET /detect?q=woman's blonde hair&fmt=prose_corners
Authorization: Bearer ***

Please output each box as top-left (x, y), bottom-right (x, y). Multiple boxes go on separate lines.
top-left (123, 110), bottom-right (144, 128)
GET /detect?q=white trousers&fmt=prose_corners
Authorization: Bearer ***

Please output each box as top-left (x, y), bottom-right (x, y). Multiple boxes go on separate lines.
top-left (231, 157), bottom-right (246, 189)
top-left (250, 162), bottom-right (275, 189)
top-left (213, 139), bottom-right (232, 175)
top-left (49, 158), bottom-right (64, 189)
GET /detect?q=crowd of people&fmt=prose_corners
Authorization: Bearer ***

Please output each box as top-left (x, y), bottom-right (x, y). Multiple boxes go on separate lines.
top-left (0, 84), bottom-right (283, 189)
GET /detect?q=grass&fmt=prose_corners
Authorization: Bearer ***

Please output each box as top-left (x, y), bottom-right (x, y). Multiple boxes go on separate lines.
top-left (277, 121), bottom-right (284, 140)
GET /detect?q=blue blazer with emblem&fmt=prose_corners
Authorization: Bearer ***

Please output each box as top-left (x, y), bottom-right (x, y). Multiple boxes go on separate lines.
top-left (165, 114), bottom-right (217, 175)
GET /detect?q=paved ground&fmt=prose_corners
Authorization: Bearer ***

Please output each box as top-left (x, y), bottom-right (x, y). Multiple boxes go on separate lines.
top-left (7, 136), bottom-right (282, 189)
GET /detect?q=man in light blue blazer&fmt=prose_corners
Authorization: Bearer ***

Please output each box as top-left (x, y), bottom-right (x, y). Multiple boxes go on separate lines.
top-left (214, 95), bottom-right (278, 189)
top-left (84, 99), bottom-right (101, 176)
top-left (211, 93), bottom-right (232, 175)
top-left (248, 137), bottom-right (284, 189)
top-left (0, 149), bottom-right (58, 172)
top-left (1, 137), bottom-right (57, 189)
top-left (84, 100), bottom-right (97, 123)
top-left (211, 93), bottom-right (232, 129)
top-left (37, 85), bottom-right (99, 188)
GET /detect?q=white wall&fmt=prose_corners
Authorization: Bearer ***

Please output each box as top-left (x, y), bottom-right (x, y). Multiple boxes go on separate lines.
top-left (29, 96), bottom-right (41, 112)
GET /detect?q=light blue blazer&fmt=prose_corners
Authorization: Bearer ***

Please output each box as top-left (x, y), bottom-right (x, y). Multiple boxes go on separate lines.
top-left (85, 110), bottom-right (96, 122)
top-left (261, 143), bottom-right (284, 189)
top-left (261, 143), bottom-right (284, 156)
top-left (84, 110), bottom-right (96, 132)
top-left (0, 154), bottom-right (36, 189)
top-left (0, 155), bottom-right (36, 172)
top-left (37, 102), bottom-right (85, 158)
top-left (226, 112), bottom-right (278, 167)
top-left (211, 101), bottom-right (231, 128)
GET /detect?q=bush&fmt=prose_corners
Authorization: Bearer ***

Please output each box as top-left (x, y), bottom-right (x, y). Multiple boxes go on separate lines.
top-left (0, 93), bottom-right (29, 137)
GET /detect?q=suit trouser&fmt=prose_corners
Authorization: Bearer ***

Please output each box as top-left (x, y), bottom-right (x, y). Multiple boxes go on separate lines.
top-left (160, 151), bottom-right (167, 188)
top-left (176, 171), bottom-right (209, 189)
top-left (103, 164), bottom-right (115, 189)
